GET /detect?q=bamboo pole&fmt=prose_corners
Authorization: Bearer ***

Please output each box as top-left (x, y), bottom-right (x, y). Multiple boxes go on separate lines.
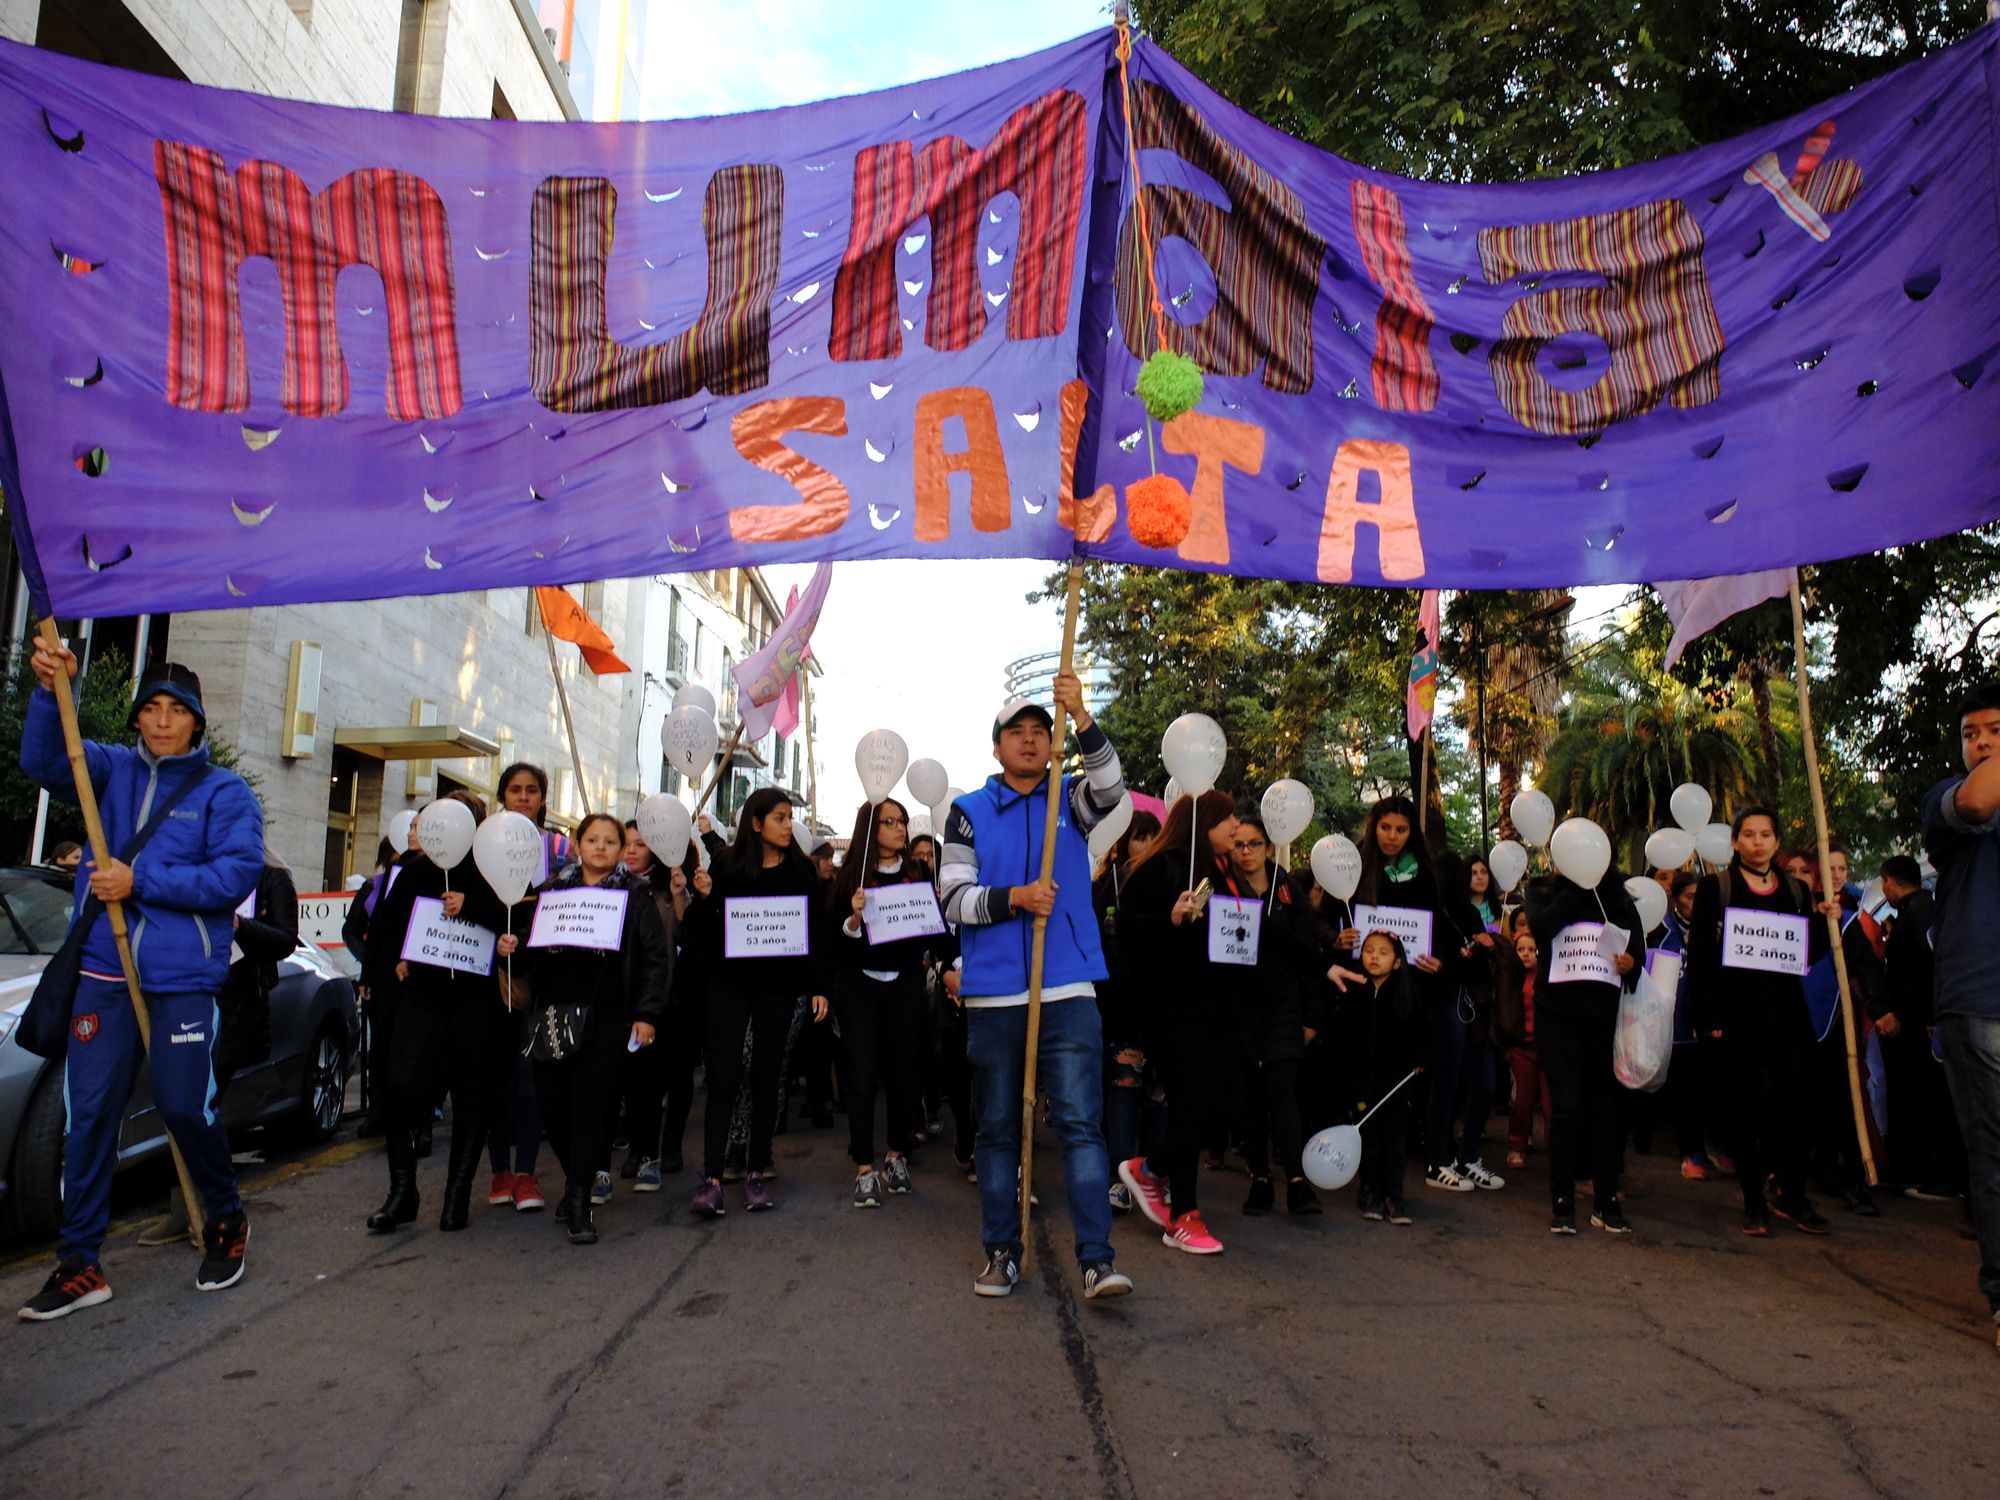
top-left (801, 667), bottom-right (820, 833)
top-left (1787, 574), bottom-right (1877, 1187)
top-left (543, 626), bottom-right (591, 816)
top-left (1019, 559), bottom-right (1085, 1262)
top-left (35, 619), bottom-right (206, 1239)
top-left (695, 721), bottom-right (746, 818)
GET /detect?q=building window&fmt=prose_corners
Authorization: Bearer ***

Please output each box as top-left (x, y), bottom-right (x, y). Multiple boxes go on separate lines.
top-left (491, 82), bottom-right (516, 120)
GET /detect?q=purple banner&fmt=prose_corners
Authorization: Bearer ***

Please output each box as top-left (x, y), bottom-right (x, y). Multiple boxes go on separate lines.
top-left (0, 28), bottom-right (1997, 617)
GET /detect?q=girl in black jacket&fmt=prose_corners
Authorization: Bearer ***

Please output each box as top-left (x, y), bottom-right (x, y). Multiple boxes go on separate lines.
top-left (1092, 810), bottom-right (1161, 1212)
top-left (503, 813), bottom-right (672, 1243)
top-left (828, 796), bottom-right (938, 1207)
top-left (616, 819), bottom-right (697, 1185)
top-left (683, 787), bottom-right (831, 1217)
top-left (1327, 932), bottom-right (1424, 1223)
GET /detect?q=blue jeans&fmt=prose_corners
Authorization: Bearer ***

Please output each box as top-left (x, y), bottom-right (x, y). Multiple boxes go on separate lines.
top-left (1939, 1014), bottom-right (2000, 1314)
top-left (967, 999), bottom-right (1114, 1267)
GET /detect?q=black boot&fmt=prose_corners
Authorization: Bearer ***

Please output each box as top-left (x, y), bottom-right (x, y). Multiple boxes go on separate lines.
top-left (438, 1122), bottom-right (483, 1232)
top-left (414, 1123), bottom-right (434, 1159)
top-left (563, 1184), bottom-right (597, 1245)
top-left (368, 1131), bottom-right (420, 1233)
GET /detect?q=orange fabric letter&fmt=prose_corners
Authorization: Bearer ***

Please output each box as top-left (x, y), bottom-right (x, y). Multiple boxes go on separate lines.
top-left (1056, 379), bottom-right (1114, 543)
top-left (913, 387), bottom-right (1011, 542)
top-left (1316, 438), bottom-right (1424, 584)
top-left (727, 397), bottom-right (850, 542)
top-left (1162, 412), bottom-right (1265, 566)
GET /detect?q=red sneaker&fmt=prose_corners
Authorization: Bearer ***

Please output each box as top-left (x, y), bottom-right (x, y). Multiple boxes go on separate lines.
top-left (1680, 1156), bottom-right (1711, 1181)
top-left (1709, 1150), bottom-right (1737, 1174)
top-left (1163, 1209), bottom-right (1224, 1255)
top-left (512, 1174), bottom-right (546, 1212)
top-left (1118, 1158), bottom-right (1172, 1229)
top-left (487, 1171), bottom-right (516, 1207)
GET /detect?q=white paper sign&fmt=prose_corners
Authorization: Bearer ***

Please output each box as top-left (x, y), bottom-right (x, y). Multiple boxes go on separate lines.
top-left (1207, 894), bottom-right (1263, 966)
top-left (725, 895), bottom-right (811, 958)
top-left (528, 886), bottom-right (629, 951)
top-left (862, 882), bottom-right (946, 945)
top-left (1353, 903), bottom-right (1433, 962)
top-left (1721, 907), bottom-right (1809, 976)
top-left (399, 896), bottom-right (496, 976)
top-left (1550, 921), bottom-right (1627, 985)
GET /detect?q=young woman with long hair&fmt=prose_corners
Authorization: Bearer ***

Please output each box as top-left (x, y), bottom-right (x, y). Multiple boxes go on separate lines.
top-left (485, 762), bottom-right (561, 1214)
top-left (1092, 809), bottom-right (1161, 1212)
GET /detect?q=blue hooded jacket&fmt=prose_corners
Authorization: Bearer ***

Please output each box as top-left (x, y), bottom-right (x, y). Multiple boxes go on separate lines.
top-left (955, 770), bottom-right (1106, 997)
top-left (23, 688), bottom-right (264, 995)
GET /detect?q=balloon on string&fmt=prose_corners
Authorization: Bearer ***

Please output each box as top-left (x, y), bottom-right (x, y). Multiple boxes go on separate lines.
top-left (1087, 791), bottom-right (1136, 865)
top-left (1669, 782), bottom-right (1713, 834)
top-left (389, 809), bottom-right (419, 852)
top-left (1160, 713), bottom-right (1227, 797)
top-left (1624, 875), bottom-right (1668, 934)
top-left (1695, 821), bottom-right (1734, 866)
top-left (1302, 1124), bottom-right (1362, 1191)
top-left (472, 810), bottom-right (543, 904)
top-left (417, 798), bottom-right (475, 871)
top-left (672, 683), bottom-right (717, 719)
top-left (1510, 789), bottom-right (1556, 847)
top-left (1260, 779), bottom-right (1314, 848)
top-left (1550, 817), bottom-right (1611, 889)
top-left (1487, 839), bottom-right (1528, 894)
top-left (855, 729), bottom-right (910, 805)
top-left (1163, 776), bottom-right (1183, 809)
top-left (1643, 826), bottom-right (1696, 871)
top-left (793, 821), bottom-right (822, 856)
top-left (661, 705), bottom-right (719, 782)
top-left (906, 757), bottom-right (950, 809)
top-left (1310, 834), bottom-right (1362, 901)
top-left (637, 793), bottom-right (694, 869)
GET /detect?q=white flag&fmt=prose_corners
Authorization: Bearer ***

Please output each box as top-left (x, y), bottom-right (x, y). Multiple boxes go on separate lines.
top-left (1655, 568), bottom-right (1795, 668)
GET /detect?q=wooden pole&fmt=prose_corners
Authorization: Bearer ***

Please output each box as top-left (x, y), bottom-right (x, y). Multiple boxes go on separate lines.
top-left (543, 626), bottom-right (591, 816)
top-left (695, 721), bottom-right (745, 818)
top-left (35, 619), bottom-right (207, 1238)
top-left (801, 666), bottom-right (820, 833)
top-left (1416, 728), bottom-right (1433, 835)
top-left (1019, 559), bottom-right (1085, 1262)
top-left (1787, 574), bottom-right (1878, 1187)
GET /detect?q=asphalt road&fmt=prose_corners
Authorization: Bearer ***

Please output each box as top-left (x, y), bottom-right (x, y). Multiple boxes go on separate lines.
top-left (1, 1107), bottom-right (1993, 1500)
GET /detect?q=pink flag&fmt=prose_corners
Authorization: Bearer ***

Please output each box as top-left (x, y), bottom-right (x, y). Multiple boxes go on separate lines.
top-left (767, 585), bottom-right (811, 740)
top-left (732, 563), bottom-right (832, 741)
top-left (1405, 588), bottom-right (1441, 741)
top-left (1656, 568), bottom-right (1795, 668)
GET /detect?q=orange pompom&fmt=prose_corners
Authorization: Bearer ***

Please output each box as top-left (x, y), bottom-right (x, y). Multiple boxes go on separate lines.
top-left (1125, 472), bottom-right (1192, 550)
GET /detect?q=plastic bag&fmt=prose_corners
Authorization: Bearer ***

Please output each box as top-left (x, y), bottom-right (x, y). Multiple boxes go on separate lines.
top-left (1613, 951), bottom-right (1677, 1092)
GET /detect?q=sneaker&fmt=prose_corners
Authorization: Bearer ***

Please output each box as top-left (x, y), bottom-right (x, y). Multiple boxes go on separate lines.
top-left (1709, 1150), bottom-right (1737, 1174)
top-left (1742, 1207), bottom-right (1772, 1237)
top-left (591, 1170), bottom-right (614, 1206)
top-left (513, 1174), bottom-right (546, 1212)
top-left (883, 1155), bottom-right (912, 1195)
top-left (1360, 1197), bottom-right (1387, 1222)
top-left (1108, 1182), bottom-right (1134, 1214)
top-left (1550, 1197), bottom-right (1577, 1235)
top-left (1906, 1184), bottom-right (1963, 1202)
top-left (634, 1159), bottom-right (663, 1193)
top-left (853, 1170), bottom-right (883, 1209)
top-left (1287, 1178), bottom-right (1323, 1216)
top-left (487, 1171), bottom-right (517, 1207)
top-left (1243, 1177), bottom-right (1275, 1216)
top-left (1680, 1155), bottom-right (1711, 1181)
top-left (1118, 1158), bottom-right (1173, 1229)
top-left (1425, 1165), bottom-right (1475, 1193)
top-left (974, 1248), bottom-right (1021, 1297)
top-left (1456, 1159), bottom-right (1506, 1190)
top-left (1163, 1209), bottom-right (1224, 1255)
top-left (691, 1180), bottom-right (726, 1218)
top-left (1082, 1262), bottom-right (1133, 1300)
top-left (1590, 1202), bottom-right (1634, 1235)
top-left (743, 1173), bottom-right (774, 1212)
top-left (196, 1214), bottom-right (250, 1292)
top-left (1772, 1195), bottom-right (1829, 1235)
top-left (1505, 1150), bottom-right (1528, 1170)
top-left (1385, 1198), bottom-right (1413, 1226)
top-left (18, 1259), bottom-right (112, 1321)
top-left (926, 1115), bottom-right (945, 1137)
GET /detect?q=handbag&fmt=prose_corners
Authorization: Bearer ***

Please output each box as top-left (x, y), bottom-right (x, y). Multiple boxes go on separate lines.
top-left (17, 762), bottom-right (215, 1061)
top-left (525, 1000), bottom-right (591, 1063)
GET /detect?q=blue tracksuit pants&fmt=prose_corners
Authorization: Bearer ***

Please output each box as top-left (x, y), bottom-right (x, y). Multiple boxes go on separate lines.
top-left (60, 975), bottom-right (242, 1264)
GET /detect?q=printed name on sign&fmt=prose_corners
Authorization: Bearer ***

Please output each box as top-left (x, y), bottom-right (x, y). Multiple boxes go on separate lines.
top-left (1352, 904), bottom-right (1433, 962)
top-left (862, 882), bottom-right (946, 945)
top-left (1206, 894), bottom-right (1263, 967)
top-left (527, 886), bottom-right (630, 951)
top-left (725, 895), bottom-right (811, 958)
top-left (399, 895), bottom-right (497, 976)
top-left (1549, 921), bottom-right (1625, 986)
top-left (1720, 907), bottom-right (1809, 976)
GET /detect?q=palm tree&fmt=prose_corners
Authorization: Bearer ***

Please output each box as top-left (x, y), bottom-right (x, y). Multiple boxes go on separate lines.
top-left (1448, 590), bottom-right (1574, 840)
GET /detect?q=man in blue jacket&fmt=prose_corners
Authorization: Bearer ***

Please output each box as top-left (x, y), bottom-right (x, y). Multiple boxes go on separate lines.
top-left (17, 640), bottom-right (264, 1322)
top-left (940, 673), bottom-right (1131, 1303)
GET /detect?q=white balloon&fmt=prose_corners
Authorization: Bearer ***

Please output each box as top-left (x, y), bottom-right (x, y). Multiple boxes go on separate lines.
top-left (416, 798), bottom-right (475, 871)
top-left (1260, 779), bottom-right (1315, 849)
top-left (661, 705), bottom-right (720, 782)
top-left (1550, 817), bottom-right (1612, 889)
top-left (1310, 834), bottom-right (1363, 902)
top-left (1088, 792), bottom-right (1137, 865)
top-left (1163, 777), bottom-right (1183, 809)
top-left (472, 810), bottom-right (543, 904)
top-left (389, 809), bottom-right (419, 853)
top-left (1643, 826), bottom-right (1696, 872)
top-left (1302, 1124), bottom-right (1362, 1191)
top-left (906, 757), bottom-right (950, 809)
top-left (1695, 821), bottom-right (1734, 867)
top-left (671, 683), bottom-right (717, 719)
top-left (637, 793), bottom-right (694, 870)
top-left (1624, 874), bottom-right (1668, 934)
top-left (1487, 839), bottom-right (1528, 894)
top-left (1510, 788), bottom-right (1557, 847)
top-left (908, 813), bottom-right (934, 839)
top-left (794, 822), bottom-right (822, 856)
top-left (931, 786), bottom-right (967, 836)
top-left (1160, 713), bottom-right (1227, 798)
top-left (1669, 782), bottom-right (1713, 834)
top-left (855, 728), bottom-right (910, 806)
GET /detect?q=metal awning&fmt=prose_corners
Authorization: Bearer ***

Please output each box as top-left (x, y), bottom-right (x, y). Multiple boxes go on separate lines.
top-left (333, 725), bottom-right (500, 760)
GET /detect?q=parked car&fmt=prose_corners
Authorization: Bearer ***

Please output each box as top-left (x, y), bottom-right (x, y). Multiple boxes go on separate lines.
top-left (0, 865), bottom-right (357, 1239)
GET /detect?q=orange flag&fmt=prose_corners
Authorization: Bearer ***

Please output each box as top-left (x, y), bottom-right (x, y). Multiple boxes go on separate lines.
top-left (535, 586), bottom-right (630, 674)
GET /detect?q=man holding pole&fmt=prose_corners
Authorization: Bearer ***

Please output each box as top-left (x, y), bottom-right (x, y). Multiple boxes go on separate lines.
top-left (17, 640), bottom-right (264, 1321)
top-left (940, 674), bottom-right (1131, 1302)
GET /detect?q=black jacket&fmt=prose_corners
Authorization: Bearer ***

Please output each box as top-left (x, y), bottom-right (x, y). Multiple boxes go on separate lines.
top-left (686, 857), bottom-right (832, 998)
top-left (363, 853), bottom-right (508, 1004)
top-left (1684, 863), bottom-right (1829, 1040)
top-left (1335, 968), bottom-right (1424, 1106)
top-left (1883, 887), bottom-right (1937, 1028)
top-left (1217, 861), bottom-right (1317, 1063)
top-left (1354, 861), bottom-right (1486, 1010)
top-left (526, 868), bottom-right (673, 1030)
top-left (830, 860), bottom-right (937, 981)
top-left (1527, 876), bottom-right (1648, 1020)
top-left (215, 864), bottom-right (299, 1073)
top-left (1119, 845), bottom-right (1244, 1028)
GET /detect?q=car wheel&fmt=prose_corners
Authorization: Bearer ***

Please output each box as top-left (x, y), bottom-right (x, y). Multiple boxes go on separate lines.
top-left (1, 1073), bottom-right (65, 1240)
top-left (294, 1018), bottom-right (349, 1143)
